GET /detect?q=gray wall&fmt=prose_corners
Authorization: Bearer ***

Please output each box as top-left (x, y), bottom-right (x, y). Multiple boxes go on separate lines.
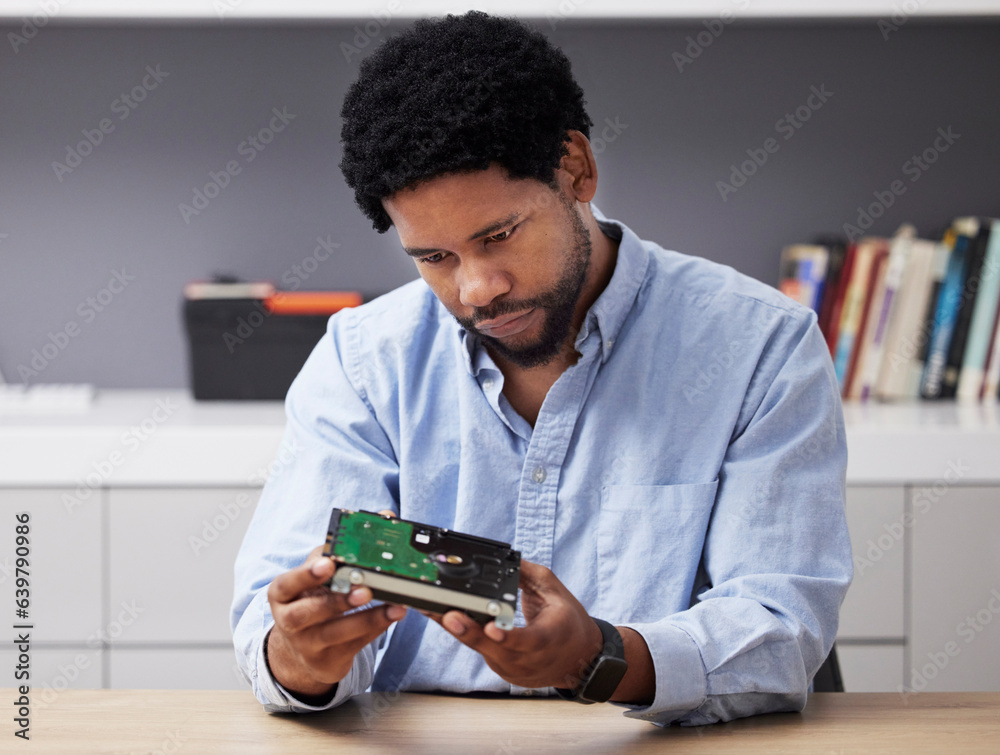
top-left (1, 18), bottom-right (998, 389)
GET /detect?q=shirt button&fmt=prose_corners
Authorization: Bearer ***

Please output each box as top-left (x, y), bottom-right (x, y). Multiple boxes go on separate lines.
top-left (482, 378), bottom-right (494, 390)
top-left (532, 466), bottom-right (546, 483)
top-left (605, 339), bottom-right (614, 350)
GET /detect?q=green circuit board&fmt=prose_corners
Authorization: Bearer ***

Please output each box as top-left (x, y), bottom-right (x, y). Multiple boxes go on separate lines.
top-left (328, 510), bottom-right (439, 582)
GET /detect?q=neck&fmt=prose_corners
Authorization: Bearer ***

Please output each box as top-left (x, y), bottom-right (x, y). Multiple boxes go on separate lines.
top-left (570, 207), bottom-right (619, 337)
top-left (490, 205), bottom-right (619, 377)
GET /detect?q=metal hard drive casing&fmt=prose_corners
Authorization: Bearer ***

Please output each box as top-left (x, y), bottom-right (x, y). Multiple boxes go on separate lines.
top-left (322, 508), bottom-right (521, 630)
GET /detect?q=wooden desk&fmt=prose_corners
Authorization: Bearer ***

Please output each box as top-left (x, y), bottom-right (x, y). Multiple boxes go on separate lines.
top-left (11, 690), bottom-right (1000, 753)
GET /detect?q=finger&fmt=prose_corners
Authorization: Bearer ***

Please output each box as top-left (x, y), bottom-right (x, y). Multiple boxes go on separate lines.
top-left (377, 509), bottom-right (397, 518)
top-left (438, 610), bottom-right (533, 654)
top-left (437, 612), bottom-right (511, 644)
top-left (517, 559), bottom-right (554, 594)
top-left (268, 555), bottom-right (337, 606)
top-left (437, 612), bottom-right (551, 685)
top-left (439, 611), bottom-right (489, 648)
top-left (483, 621), bottom-right (509, 643)
top-left (454, 614), bottom-right (539, 654)
top-left (276, 584), bottom-right (374, 634)
top-left (313, 603), bottom-right (408, 650)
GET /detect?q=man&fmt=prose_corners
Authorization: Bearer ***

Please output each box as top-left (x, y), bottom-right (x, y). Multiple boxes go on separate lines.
top-left (232, 11), bottom-right (852, 726)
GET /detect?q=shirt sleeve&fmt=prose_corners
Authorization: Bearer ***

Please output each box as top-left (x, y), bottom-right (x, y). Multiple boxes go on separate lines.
top-left (230, 309), bottom-right (401, 713)
top-left (617, 307), bottom-right (853, 726)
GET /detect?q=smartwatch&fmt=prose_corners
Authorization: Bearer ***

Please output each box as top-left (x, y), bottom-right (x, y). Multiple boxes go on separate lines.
top-left (554, 617), bottom-right (629, 704)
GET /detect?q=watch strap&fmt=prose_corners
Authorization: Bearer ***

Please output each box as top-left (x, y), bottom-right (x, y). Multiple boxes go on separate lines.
top-left (554, 617), bottom-right (628, 704)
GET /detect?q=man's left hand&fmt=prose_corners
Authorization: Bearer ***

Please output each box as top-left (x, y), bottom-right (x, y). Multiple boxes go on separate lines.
top-left (433, 559), bottom-right (604, 690)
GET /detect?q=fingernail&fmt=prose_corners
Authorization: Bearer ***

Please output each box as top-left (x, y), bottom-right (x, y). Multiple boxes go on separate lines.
top-left (386, 605), bottom-right (406, 621)
top-left (347, 589), bottom-right (369, 606)
top-left (444, 615), bottom-right (466, 636)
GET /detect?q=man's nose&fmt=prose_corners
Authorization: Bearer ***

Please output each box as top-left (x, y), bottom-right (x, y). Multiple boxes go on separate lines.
top-left (458, 256), bottom-right (510, 309)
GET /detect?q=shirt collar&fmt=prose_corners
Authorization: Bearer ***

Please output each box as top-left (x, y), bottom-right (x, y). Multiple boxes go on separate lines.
top-left (577, 207), bottom-right (650, 365)
top-left (451, 206), bottom-right (650, 373)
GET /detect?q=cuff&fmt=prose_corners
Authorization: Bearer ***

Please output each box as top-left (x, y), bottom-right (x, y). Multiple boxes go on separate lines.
top-left (614, 620), bottom-right (707, 726)
top-left (254, 627), bottom-right (359, 714)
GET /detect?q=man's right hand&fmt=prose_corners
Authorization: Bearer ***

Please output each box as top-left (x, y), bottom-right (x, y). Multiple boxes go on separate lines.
top-left (265, 545), bottom-right (407, 702)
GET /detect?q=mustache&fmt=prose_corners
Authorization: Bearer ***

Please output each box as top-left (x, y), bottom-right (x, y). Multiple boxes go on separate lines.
top-left (472, 301), bottom-right (535, 325)
top-left (458, 298), bottom-right (544, 329)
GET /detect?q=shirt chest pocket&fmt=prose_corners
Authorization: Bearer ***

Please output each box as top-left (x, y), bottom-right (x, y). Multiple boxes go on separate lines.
top-left (596, 480), bottom-right (718, 624)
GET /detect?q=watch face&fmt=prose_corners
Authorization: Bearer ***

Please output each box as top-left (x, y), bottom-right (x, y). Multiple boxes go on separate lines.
top-left (582, 655), bottom-right (629, 703)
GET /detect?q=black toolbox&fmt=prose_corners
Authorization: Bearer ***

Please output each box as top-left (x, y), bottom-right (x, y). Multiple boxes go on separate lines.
top-left (183, 298), bottom-right (333, 401)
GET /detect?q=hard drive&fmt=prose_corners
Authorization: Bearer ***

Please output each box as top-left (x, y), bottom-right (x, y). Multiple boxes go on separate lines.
top-left (323, 508), bottom-right (521, 630)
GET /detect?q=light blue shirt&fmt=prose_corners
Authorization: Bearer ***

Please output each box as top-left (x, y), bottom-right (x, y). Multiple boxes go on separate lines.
top-left (231, 212), bottom-right (852, 726)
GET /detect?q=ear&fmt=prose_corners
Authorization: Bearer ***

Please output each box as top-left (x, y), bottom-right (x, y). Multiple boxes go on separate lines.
top-left (557, 130), bottom-right (599, 204)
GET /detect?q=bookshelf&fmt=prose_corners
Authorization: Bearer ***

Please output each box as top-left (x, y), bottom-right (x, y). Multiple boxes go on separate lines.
top-left (779, 219), bottom-right (1000, 404)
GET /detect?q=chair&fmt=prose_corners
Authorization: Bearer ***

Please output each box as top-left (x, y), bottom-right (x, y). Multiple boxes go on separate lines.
top-left (812, 642), bottom-right (844, 692)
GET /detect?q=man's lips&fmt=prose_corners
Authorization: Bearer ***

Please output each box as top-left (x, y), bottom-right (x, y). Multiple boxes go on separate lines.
top-left (475, 309), bottom-right (537, 338)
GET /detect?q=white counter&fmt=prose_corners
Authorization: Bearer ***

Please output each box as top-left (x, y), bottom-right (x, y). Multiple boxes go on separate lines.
top-left (0, 390), bottom-right (285, 486)
top-left (1, 389), bottom-right (998, 486)
top-left (841, 400), bottom-right (1000, 484)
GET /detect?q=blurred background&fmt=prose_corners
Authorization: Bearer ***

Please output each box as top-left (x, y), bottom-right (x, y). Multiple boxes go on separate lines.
top-left (1, 3), bottom-right (999, 388)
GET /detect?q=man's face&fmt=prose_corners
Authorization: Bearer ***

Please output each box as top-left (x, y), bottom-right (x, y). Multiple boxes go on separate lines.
top-left (382, 164), bottom-right (592, 368)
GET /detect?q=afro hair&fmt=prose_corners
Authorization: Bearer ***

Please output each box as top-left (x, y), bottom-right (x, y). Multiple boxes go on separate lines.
top-left (339, 11), bottom-right (593, 233)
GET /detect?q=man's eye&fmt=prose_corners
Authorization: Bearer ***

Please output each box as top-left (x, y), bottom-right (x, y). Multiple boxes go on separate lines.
top-left (419, 252), bottom-right (446, 265)
top-left (486, 227), bottom-right (515, 243)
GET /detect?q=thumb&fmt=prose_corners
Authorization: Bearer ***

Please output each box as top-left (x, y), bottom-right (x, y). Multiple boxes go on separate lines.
top-left (517, 559), bottom-right (554, 595)
top-left (268, 553), bottom-right (336, 605)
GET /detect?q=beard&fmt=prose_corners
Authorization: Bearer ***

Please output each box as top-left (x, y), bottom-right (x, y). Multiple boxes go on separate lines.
top-left (453, 201), bottom-right (593, 369)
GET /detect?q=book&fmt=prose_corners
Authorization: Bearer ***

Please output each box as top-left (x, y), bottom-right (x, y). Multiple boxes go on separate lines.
top-left (832, 239), bottom-right (885, 392)
top-left (940, 218), bottom-right (990, 398)
top-left (920, 229), bottom-right (970, 399)
top-left (852, 227), bottom-right (913, 401)
top-left (815, 237), bottom-right (849, 339)
top-left (956, 219), bottom-right (1000, 399)
top-left (778, 244), bottom-right (829, 313)
top-left (874, 236), bottom-right (941, 400)
top-left (981, 294), bottom-right (1000, 400)
top-left (845, 243), bottom-right (890, 399)
top-left (912, 239), bottom-right (952, 398)
top-left (823, 242), bottom-right (857, 356)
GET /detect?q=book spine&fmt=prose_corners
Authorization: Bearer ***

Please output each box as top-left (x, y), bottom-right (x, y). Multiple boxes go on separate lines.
top-left (957, 221), bottom-right (1000, 399)
top-left (825, 243), bottom-right (857, 356)
top-left (941, 222), bottom-right (990, 398)
top-left (861, 244), bottom-right (908, 400)
top-left (980, 280), bottom-right (1000, 400)
top-left (817, 242), bottom-right (847, 343)
top-left (920, 236), bottom-right (969, 399)
top-left (796, 257), bottom-right (815, 309)
top-left (908, 243), bottom-right (949, 397)
top-left (811, 270), bottom-right (827, 315)
top-left (874, 235), bottom-right (920, 400)
top-left (778, 249), bottom-right (803, 304)
top-left (833, 244), bottom-right (876, 391)
top-left (845, 249), bottom-right (888, 399)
